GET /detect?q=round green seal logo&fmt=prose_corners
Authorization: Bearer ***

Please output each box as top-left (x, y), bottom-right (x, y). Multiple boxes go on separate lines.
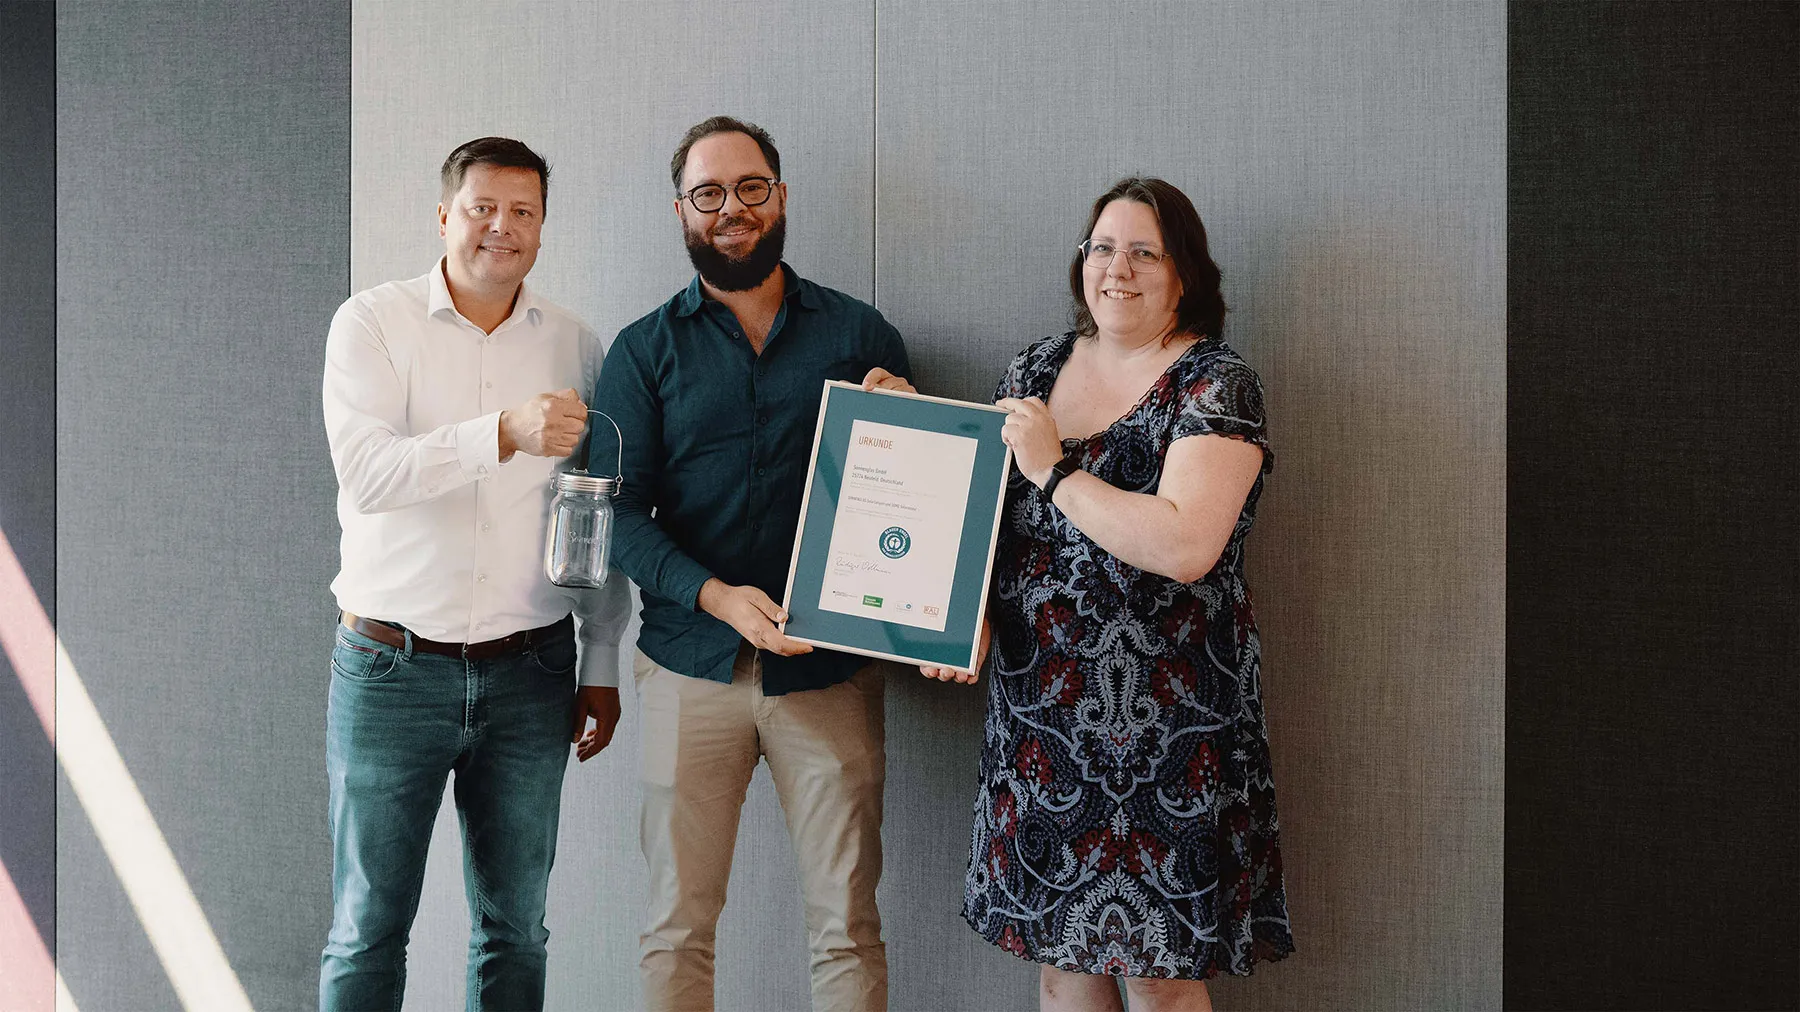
top-left (879, 526), bottom-right (911, 559)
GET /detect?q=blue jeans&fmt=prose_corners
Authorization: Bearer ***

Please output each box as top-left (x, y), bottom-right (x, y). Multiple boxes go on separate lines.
top-left (320, 620), bottom-right (577, 1012)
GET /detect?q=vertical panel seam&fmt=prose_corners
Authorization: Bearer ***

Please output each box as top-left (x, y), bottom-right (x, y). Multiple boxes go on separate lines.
top-left (870, 0), bottom-right (878, 308)
top-left (51, 0), bottom-right (60, 972)
top-left (346, 0), bottom-right (353, 299)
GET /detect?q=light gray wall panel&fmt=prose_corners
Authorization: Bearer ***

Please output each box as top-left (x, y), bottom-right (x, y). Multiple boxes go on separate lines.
top-left (352, 0), bottom-right (877, 329)
top-left (56, 1), bottom-right (349, 1008)
top-left (875, 3), bottom-right (1505, 1010)
top-left (352, 4), bottom-right (875, 1009)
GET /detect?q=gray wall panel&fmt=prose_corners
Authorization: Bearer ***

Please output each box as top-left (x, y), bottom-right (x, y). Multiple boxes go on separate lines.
top-left (350, 4), bottom-right (876, 1009)
top-left (874, 3), bottom-right (1505, 1010)
top-left (56, 1), bottom-right (348, 1007)
top-left (1, 0), bottom-right (59, 976)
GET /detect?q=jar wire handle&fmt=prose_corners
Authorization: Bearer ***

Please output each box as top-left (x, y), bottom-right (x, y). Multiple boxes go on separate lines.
top-left (585, 409), bottom-right (623, 479)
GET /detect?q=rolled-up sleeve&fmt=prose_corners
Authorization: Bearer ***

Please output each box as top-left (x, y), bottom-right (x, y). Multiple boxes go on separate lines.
top-left (572, 570), bottom-right (632, 687)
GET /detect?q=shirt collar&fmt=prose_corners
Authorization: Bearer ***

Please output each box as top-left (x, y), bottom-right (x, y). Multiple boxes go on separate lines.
top-left (674, 262), bottom-right (818, 317)
top-left (428, 257), bottom-right (542, 327)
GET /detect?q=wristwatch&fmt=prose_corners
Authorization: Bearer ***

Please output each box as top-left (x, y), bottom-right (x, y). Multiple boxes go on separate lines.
top-left (1041, 449), bottom-right (1083, 502)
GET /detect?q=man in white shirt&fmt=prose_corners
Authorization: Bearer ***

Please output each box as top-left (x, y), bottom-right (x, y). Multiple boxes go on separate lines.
top-left (319, 137), bottom-right (631, 1011)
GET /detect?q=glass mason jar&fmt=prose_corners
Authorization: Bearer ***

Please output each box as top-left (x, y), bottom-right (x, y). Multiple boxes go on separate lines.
top-left (544, 471), bottom-right (617, 588)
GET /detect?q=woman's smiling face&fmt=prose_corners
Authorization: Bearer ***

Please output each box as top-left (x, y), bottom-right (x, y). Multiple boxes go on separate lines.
top-left (1082, 199), bottom-right (1184, 344)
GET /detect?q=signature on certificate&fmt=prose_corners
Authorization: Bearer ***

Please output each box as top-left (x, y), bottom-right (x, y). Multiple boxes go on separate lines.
top-left (831, 557), bottom-right (889, 576)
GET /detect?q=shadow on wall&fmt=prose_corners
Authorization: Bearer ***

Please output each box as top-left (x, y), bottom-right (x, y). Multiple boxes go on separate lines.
top-left (1213, 215), bottom-right (1502, 1008)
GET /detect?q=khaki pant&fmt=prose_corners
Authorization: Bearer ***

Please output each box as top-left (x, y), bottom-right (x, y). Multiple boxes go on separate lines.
top-left (636, 646), bottom-right (887, 1012)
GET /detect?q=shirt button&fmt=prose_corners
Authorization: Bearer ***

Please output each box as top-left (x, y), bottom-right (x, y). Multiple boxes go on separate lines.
top-left (483, 476), bottom-right (493, 483)
top-left (478, 465), bottom-right (488, 474)
top-left (481, 522), bottom-right (491, 532)
top-left (476, 573), bottom-right (487, 583)
top-left (485, 381), bottom-right (493, 389)
top-left (756, 466), bottom-right (767, 476)
top-left (427, 485), bottom-right (439, 494)
top-left (758, 415), bottom-right (769, 424)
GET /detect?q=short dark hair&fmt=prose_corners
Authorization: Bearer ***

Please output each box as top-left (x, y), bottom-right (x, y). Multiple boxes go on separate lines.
top-left (1071, 177), bottom-right (1226, 344)
top-left (440, 136), bottom-right (550, 210)
top-left (670, 116), bottom-right (781, 191)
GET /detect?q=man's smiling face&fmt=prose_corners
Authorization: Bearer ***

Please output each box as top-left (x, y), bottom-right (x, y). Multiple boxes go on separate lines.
top-left (439, 162), bottom-right (544, 293)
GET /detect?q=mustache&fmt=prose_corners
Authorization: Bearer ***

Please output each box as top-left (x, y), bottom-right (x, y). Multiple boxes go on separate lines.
top-left (684, 213), bottom-right (786, 292)
top-left (711, 215), bottom-right (758, 235)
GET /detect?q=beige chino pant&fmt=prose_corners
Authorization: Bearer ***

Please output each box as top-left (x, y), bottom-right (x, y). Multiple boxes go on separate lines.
top-left (636, 646), bottom-right (887, 1012)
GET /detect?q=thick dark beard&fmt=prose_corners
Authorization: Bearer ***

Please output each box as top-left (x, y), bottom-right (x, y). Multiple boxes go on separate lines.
top-left (684, 213), bottom-right (787, 292)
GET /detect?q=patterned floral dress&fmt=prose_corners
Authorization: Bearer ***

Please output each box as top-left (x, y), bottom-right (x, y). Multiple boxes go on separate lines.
top-left (963, 331), bottom-right (1294, 980)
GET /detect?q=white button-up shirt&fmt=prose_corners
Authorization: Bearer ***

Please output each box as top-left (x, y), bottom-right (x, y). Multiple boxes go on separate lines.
top-left (322, 259), bottom-right (630, 686)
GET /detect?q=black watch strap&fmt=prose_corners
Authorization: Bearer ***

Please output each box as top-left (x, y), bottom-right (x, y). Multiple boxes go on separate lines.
top-left (1042, 450), bottom-right (1082, 501)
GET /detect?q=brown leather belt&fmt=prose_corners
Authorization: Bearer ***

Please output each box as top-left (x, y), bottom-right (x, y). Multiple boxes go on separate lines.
top-left (340, 611), bottom-right (570, 661)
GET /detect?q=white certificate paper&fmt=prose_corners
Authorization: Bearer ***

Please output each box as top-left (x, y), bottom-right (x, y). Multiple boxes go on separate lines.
top-left (817, 419), bottom-right (979, 632)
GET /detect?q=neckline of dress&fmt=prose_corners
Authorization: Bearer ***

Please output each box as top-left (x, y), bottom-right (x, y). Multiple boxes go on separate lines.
top-left (1047, 331), bottom-right (1218, 446)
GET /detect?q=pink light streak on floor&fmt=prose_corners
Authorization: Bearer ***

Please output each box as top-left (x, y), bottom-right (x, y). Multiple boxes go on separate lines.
top-left (0, 528), bottom-right (56, 1009)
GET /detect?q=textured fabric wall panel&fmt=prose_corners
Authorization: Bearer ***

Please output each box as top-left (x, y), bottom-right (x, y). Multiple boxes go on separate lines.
top-left (0, 0), bottom-right (59, 975)
top-left (1506, 4), bottom-right (1800, 1009)
top-left (352, 1), bottom-right (878, 328)
top-left (55, 2), bottom-right (349, 1008)
top-left (351, 4), bottom-right (876, 1009)
top-left (874, 3), bottom-right (1505, 1009)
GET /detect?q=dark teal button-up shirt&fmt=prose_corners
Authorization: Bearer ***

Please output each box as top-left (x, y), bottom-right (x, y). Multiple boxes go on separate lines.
top-left (593, 264), bottom-right (912, 694)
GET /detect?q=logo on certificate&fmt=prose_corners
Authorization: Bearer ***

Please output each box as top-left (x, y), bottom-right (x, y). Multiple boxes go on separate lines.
top-left (878, 526), bottom-right (911, 559)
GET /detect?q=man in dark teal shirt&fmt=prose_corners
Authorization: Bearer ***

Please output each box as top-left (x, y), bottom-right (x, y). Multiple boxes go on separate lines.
top-left (593, 116), bottom-right (912, 1012)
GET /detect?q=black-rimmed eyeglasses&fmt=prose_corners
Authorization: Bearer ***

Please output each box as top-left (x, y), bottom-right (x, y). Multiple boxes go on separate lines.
top-left (680, 177), bottom-right (779, 214)
top-left (1078, 239), bottom-right (1171, 273)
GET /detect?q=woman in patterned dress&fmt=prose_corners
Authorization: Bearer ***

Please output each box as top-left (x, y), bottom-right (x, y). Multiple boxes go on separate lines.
top-left (921, 178), bottom-right (1293, 1011)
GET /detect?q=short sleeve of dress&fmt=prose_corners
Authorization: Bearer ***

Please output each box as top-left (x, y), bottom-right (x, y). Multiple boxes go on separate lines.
top-left (1170, 354), bottom-right (1274, 473)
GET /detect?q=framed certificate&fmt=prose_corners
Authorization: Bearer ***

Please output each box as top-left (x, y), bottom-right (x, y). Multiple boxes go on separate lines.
top-left (779, 381), bottom-right (1013, 671)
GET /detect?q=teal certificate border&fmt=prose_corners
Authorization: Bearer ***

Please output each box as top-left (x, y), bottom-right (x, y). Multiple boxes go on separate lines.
top-left (780, 382), bottom-right (1012, 670)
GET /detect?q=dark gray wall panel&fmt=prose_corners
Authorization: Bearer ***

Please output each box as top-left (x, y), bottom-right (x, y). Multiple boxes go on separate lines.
top-left (1506, 3), bottom-right (1800, 1009)
top-left (875, 3), bottom-right (1505, 1009)
top-left (0, 0), bottom-right (58, 973)
top-left (56, 1), bottom-right (348, 1007)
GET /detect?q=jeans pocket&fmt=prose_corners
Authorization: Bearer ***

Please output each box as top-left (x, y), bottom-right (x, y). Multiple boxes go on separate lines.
top-left (332, 628), bottom-right (400, 683)
top-left (528, 633), bottom-right (578, 676)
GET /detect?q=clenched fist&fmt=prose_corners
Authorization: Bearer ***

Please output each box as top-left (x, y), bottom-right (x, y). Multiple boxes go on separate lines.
top-left (499, 388), bottom-right (588, 461)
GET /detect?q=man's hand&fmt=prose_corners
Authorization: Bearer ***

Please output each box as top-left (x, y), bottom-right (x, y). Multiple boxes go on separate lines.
top-left (696, 578), bottom-right (814, 656)
top-left (499, 388), bottom-right (588, 462)
top-left (572, 685), bottom-right (621, 762)
top-left (860, 367), bottom-right (917, 394)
